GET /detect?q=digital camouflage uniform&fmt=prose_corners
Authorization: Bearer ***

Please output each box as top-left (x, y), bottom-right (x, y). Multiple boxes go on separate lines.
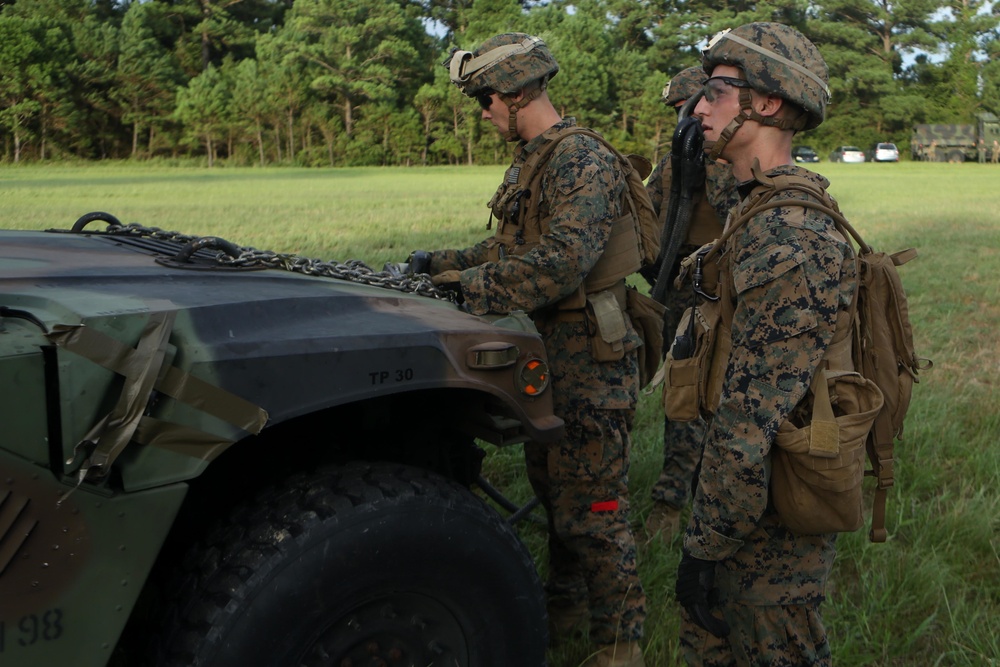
top-left (646, 153), bottom-right (739, 512)
top-left (680, 165), bottom-right (855, 666)
top-left (676, 23), bottom-right (852, 666)
top-left (427, 117), bottom-right (646, 645)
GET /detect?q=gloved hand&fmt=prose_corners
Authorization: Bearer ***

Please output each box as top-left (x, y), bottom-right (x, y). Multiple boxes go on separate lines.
top-left (408, 250), bottom-right (432, 275)
top-left (430, 270), bottom-right (464, 304)
top-left (675, 551), bottom-right (730, 638)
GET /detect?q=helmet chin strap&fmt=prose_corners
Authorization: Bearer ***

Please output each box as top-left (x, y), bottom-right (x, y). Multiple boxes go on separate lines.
top-left (707, 88), bottom-right (807, 160)
top-left (498, 80), bottom-right (548, 142)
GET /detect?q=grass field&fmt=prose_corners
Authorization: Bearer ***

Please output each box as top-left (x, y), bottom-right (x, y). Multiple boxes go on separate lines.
top-left (2, 161), bottom-right (999, 666)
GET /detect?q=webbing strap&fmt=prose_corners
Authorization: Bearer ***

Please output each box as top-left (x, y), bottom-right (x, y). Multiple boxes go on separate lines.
top-left (49, 313), bottom-right (175, 478)
top-left (48, 316), bottom-right (268, 476)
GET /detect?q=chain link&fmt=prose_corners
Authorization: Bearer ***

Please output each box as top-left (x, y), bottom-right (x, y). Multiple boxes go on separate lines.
top-left (103, 222), bottom-right (459, 304)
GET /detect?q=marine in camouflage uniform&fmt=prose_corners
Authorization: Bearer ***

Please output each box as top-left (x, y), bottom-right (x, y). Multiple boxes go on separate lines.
top-left (425, 33), bottom-right (646, 667)
top-left (674, 23), bottom-right (856, 666)
top-left (643, 67), bottom-right (740, 542)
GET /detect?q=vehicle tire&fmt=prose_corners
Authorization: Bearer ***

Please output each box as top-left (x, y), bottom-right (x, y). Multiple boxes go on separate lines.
top-left (947, 150), bottom-right (965, 163)
top-left (150, 462), bottom-right (547, 667)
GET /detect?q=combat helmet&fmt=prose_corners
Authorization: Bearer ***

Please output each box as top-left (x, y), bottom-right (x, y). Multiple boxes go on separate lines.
top-left (662, 66), bottom-right (706, 108)
top-left (700, 22), bottom-right (829, 158)
top-left (444, 33), bottom-right (559, 140)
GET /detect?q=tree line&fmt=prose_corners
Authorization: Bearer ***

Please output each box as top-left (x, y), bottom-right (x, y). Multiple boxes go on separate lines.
top-left (2, 0), bottom-right (998, 167)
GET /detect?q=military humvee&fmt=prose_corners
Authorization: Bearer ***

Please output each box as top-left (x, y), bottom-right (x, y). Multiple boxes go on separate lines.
top-left (0, 215), bottom-right (562, 667)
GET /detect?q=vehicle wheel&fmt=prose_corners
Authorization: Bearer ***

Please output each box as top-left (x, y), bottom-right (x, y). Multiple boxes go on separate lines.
top-left (947, 150), bottom-right (965, 163)
top-left (150, 463), bottom-right (547, 667)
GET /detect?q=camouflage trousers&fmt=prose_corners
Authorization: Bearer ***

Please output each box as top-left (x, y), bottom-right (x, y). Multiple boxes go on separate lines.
top-left (679, 602), bottom-right (831, 666)
top-left (524, 404), bottom-right (646, 646)
top-left (680, 515), bottom-right (836, 666)
top-left (651, 272), bottom-right (706, 510)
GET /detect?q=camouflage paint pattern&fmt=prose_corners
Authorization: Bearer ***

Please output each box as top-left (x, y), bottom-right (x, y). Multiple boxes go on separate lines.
top-left (428, 118), bottom-right (647, 643)
top-left (682, 164), bottom-right (855, 659)
top-left (0, 227), bottom-right (563, 666)
top-left (646, 156), bottom-right (740, 508)
top-left (445, 32), bottom-right (559, 97)
top-left (910, 113), bottom-right (1000, 162)
top-left (702, 22), bottom-right (829, 130)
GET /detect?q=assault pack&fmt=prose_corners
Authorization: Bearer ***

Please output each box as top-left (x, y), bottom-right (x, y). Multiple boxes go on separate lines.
top-left (661, 169), bottom-right (928, 542)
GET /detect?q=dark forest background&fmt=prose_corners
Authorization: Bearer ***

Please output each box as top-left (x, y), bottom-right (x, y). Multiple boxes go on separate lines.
top-left (2, 0), bottom-right (998, 166)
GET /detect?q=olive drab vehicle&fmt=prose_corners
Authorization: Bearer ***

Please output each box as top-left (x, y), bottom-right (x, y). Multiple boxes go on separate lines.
top-left (910, 113), bottom-right (1000, 162)
top-left (0, 214), bottom-right (564, 667)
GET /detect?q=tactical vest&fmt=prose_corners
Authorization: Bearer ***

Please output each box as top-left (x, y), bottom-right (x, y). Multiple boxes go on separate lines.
top-left (485, 125), bottom-right (644, 311)
top-left (658, 167), bottom-right (724, 248)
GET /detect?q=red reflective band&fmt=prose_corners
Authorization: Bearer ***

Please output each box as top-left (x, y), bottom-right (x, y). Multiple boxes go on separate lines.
top-left (590, 500), bottom-right (619, 513)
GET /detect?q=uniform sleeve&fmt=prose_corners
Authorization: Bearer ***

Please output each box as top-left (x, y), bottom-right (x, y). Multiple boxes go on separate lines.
top-left (684, 209), bottom-right (851, 561)
top-left (428, 241), bottom-right (492, 274)
top-left (457, 139), bottom-right (622, 316)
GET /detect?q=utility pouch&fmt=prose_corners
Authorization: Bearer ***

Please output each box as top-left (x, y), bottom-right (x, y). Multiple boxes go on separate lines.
top-left (662, 300), bottom-right (721, 422)
top-left (586, 289), bottom-right (627, 362)
top-left (771, 370), bottom-right (885, 535)
top-left (625, 287), bottom-right (666, 389)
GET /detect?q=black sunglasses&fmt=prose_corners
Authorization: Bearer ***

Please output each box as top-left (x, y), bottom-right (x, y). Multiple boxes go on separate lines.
top-left (476, 90), bottom-right (495, 110)
top-left (702, 76), bottom-right (752, 102)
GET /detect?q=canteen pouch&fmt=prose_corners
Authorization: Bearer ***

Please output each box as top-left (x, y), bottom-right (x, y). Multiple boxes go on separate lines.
top-left (662, 300), bottom-right (721, 422)
top-left (625, 287), bottom-right (666, 389)
top-left (771, 370), bottom-right (885, 535)
top-left (586, 289), bottom-right (628, 362)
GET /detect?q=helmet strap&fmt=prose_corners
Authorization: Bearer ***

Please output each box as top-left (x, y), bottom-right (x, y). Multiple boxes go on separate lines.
top-left (498, 78), bottom-right (548, 142)
top-left (735, 89), bottom-right (808, 132)
top-left (708, 88), bottom-right (806, 160)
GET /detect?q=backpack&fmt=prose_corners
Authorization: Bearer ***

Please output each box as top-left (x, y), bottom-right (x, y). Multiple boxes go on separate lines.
top-left (664, 172), bottom-right (928, 542)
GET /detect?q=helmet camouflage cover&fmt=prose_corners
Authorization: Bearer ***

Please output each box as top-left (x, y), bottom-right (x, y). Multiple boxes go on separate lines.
top-left (662, 66), bottom-right (706, 107)
top-left (444, 32), bottom-right (559, 97)
top-left (702, 22), bottom-right (830, 130)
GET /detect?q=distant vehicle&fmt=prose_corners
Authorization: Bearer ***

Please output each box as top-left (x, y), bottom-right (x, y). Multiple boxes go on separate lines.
top-left (792, 146), bottom-right (820, 163)
top-left (870, 142), bottom-right (899, 162)
top-left (911, 113), bottom-right (1000, 162)
top-left (829, 146), bottom-right (866, 163)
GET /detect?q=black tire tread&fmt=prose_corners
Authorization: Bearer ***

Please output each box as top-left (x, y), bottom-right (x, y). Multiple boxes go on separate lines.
top-left (151, 462), bottom-right (538, 667)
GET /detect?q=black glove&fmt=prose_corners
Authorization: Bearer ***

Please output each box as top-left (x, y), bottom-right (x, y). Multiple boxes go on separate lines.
top-left (675, 552), bottom-right (730, 638)
top-left (408, 250), bottom-right (432, 275)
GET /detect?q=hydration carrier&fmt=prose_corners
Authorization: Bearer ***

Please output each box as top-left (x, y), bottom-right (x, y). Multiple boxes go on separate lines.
top-left (661, 170), bottom-right (929, 542)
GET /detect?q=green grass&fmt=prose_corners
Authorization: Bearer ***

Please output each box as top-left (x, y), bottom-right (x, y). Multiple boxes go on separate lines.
top-left (2, 161), bottom-right (999, 666)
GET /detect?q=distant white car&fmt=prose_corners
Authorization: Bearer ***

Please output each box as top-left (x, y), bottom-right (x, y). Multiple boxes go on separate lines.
top-left (829, 146), bottom-right (866, 163)
top-left (871, 142), bottom-right (900, 162)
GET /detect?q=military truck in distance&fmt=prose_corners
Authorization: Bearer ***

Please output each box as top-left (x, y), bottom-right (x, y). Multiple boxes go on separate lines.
top-left (0, 215), bottom-right (564, 667)
top-left (911, 113), bottom-right (1000, 162)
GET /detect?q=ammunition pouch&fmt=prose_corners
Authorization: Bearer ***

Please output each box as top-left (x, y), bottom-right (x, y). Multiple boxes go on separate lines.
top-left (660, 243), bottom-right (729, 421)
top-left (585, 286), bottom-right (628, 362)
top-left (662, 300), bottom-right (722, 422)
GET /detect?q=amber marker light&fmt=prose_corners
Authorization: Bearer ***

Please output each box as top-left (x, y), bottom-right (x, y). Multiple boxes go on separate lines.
top-left (517, 357), bottom-right (549, 396)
